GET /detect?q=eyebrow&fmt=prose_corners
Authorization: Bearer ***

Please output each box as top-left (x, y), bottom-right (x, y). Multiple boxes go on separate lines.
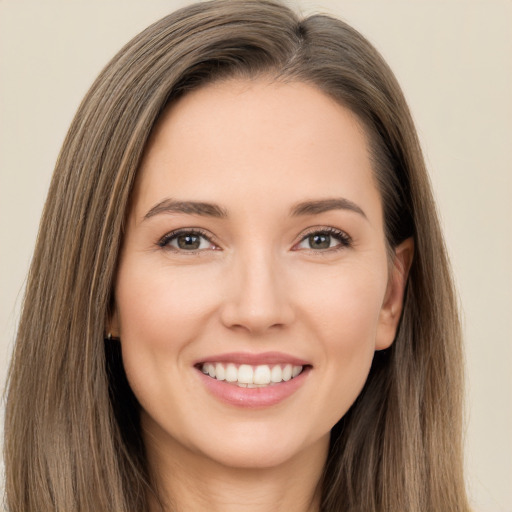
top-left (291, 198), bottom-right (367, 219)
top-left (143, 197), bottom-right (366, 221)
top-left (143, 198), bottom-right (228, 220)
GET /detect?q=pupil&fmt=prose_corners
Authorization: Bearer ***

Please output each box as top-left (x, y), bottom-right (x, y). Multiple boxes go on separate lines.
top-left (309, 234), bottom-right (330, 249)
top-left (178, 234), bottom-right (200, 250)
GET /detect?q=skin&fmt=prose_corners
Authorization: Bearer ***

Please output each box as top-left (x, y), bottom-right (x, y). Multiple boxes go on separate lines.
top-left (112, 79), bottom-right (412, 512)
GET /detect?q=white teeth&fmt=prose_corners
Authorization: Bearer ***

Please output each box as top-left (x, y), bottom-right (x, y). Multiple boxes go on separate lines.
top-left (271, 365), bottom-right (282, 383)
top-left (238, 364), bottom-right (253, 384)
top-left (225, 363), bottom-right (238, 382)
top-left (215, 363), bottom-right (225, 381)
top-left (200, 362), bottom-right (304, 386)
top-left (253, 365), bottom-right (271, 385)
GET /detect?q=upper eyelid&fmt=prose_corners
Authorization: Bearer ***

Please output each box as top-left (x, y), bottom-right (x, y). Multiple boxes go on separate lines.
top-left (292, 226), bottom-right (353, 252)
top-left (297, 226), bottom-right (352, 241)
top-left (300, 226), bottom-right (347, 234)
top-left (158, 228), bottom-right (218, 247)
top-left (157, 225), bottom-right (352, 249)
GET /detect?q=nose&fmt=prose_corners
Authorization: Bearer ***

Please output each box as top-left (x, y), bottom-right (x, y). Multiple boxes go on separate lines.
top-left (219, 249), bottom-right (295, 335)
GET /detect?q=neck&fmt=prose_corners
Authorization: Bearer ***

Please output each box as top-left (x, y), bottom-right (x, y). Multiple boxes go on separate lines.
top-left (145, 426), bottom-right (328, 512)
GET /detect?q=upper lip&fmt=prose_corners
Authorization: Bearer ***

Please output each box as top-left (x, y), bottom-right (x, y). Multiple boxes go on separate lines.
top-left (194, 351), bottom-right (311, 367)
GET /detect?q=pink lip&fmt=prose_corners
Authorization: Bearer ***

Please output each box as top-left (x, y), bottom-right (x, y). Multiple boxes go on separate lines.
top-left (196, 366), bottom-right (311, 408)
top-left (194, 351), bottom-right (310, 366)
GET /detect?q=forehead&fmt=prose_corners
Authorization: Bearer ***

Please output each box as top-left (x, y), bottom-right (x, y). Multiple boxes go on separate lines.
top-left (131, 79), bottom-right (382, 225)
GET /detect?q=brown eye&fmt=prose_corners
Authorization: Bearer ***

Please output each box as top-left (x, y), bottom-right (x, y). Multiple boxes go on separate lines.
top-left (176, 234), bottom-right (202, 250)
top-left (308, 233), bottom-right (332, 249)
top-left (159, 230), bottom-right (216, 252)
top-left (294, 228), bottom-right (352, 251)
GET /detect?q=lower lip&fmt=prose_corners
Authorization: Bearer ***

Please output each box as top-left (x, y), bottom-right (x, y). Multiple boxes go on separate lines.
top-left (197, 367), bottom-right (311, 408)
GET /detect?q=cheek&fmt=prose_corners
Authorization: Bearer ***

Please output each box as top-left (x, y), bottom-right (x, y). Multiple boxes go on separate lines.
top-left (113, 262), bottom-right (220, 391)
top-left (296, 260), bottom-right (387, 344)
top-left (293, 262), bottom-right (388, 420)
top-left (116, 261), bottom-right (218, 339)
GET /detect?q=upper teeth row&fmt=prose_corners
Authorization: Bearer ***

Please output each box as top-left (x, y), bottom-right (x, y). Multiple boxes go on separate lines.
top-left (201, 363), bottom-right (303, 386)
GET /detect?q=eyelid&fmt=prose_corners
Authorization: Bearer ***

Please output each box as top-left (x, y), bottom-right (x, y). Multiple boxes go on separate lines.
top-left (292, 226), bottom-right (353, 251)
top-left (157, 228), bottom-right (220, 252)
top-left (156, 226), bottom-right (352, 253)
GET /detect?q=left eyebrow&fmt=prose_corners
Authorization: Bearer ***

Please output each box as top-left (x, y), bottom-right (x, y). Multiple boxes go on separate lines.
top-left (290, 198), bottom-right (367, 220)
top-left (143, 198), bottom-right (228, 221)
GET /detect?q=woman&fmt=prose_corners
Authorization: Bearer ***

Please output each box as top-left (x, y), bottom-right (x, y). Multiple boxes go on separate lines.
top-left (4, 0), bottom-right (471, 510)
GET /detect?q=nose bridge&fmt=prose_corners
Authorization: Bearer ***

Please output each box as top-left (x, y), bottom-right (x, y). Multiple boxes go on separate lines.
top-left (220, 245), bottom-right (294, 333)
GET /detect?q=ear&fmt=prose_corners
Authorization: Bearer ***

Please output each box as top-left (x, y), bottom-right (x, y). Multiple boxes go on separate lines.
top-left (375, 237), bottom-right (414, 350)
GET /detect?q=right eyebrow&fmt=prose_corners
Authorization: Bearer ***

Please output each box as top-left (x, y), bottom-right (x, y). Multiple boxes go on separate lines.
top-left (290, 197), bottom-right (367, 220)
top-left (143, 198), bottom-right (228, 221)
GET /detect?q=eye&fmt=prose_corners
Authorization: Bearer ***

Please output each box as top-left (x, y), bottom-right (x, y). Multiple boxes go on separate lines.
top-left (294, 228), bottom-right (352, 251)
top-left (158, 229), bottom-right (218, 252)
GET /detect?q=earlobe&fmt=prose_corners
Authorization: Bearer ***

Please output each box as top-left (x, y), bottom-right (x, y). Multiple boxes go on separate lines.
top-left (375, 237), bottom-right (414, 350)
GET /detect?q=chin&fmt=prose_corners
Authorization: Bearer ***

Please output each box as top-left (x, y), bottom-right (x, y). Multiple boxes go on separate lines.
top-left (187, 422), bottom-right (330, 471)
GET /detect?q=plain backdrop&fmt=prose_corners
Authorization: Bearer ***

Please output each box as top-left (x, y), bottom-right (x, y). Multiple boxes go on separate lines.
top-left (1, 1), bottom-right (511, 510)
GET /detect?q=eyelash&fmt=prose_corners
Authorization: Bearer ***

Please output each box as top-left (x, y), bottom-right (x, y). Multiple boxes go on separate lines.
top-left (294, 227), bottom-right (353, 252)
top-left (157, 228), bottom-right (218, 253)
top-left (157, 226), bottom-right (353, 253)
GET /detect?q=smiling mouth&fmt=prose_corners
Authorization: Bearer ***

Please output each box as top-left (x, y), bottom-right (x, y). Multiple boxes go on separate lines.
top-left (198, 362), bottom-right (307, 388)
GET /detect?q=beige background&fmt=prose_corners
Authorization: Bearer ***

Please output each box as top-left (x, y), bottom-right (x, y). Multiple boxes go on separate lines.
top-left (1, 1), bottom-right (511, 510)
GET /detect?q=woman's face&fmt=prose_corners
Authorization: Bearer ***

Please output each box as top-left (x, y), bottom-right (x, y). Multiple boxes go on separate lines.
top-left (113, 79), bottom-right (410, 470)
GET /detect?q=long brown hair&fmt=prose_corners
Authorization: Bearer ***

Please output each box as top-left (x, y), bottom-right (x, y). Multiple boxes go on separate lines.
top-left (4, 1), bottom-right (470, 510)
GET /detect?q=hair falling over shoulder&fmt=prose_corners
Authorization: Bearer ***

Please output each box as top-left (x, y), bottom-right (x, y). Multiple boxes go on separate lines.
top-left (4, 1), bottom-right (471, 511)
